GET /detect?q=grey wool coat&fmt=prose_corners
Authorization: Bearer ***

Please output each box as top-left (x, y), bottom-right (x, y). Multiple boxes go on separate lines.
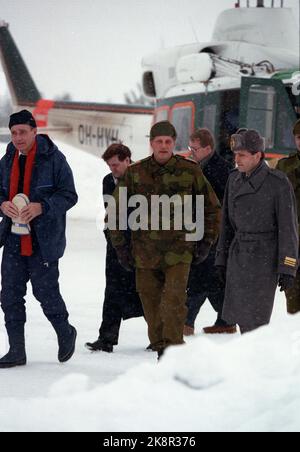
top-left (216, 161), bottom-right (299, 329)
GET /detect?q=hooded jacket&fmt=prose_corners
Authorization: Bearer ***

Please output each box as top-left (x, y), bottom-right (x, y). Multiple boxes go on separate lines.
top-left (0, 134), bottom-right (78, 262)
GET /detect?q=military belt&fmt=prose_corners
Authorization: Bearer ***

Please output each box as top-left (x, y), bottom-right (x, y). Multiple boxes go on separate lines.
top-left (235, 231), bottom-right (277, 242)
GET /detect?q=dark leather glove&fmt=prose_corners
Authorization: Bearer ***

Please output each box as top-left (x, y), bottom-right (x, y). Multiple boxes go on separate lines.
top-left (216, 265), bottom-right (227, 287)
top-left (193, 240), bottom-right (212, 265)
top-left (278, 274), bottom-right (295, 292)
top-left (115, 245), bottom-right (135, 272)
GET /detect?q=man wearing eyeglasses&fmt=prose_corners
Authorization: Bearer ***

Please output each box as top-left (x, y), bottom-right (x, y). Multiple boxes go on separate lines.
top-left (185, 128), bottom-right (236, 336)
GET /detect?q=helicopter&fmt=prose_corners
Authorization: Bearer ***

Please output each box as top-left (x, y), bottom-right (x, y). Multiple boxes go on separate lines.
top-left (0, 0), bottom-right (299, 162)
top-left (142, 0), bottom-right (300, 161)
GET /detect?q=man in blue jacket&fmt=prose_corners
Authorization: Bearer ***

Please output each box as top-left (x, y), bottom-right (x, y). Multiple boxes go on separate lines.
top-left (0, 110), bottom-right (78, 368)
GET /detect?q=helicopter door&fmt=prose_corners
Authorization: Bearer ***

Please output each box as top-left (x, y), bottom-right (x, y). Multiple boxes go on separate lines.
top-left (240, 77), bottom-right (297, 157)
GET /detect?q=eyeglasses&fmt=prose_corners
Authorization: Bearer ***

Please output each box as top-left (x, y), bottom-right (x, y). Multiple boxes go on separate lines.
top-left (188, 146), bottom-right (202, 153)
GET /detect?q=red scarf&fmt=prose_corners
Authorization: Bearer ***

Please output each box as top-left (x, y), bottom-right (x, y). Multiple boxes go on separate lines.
top-left (9, 140), bottom-right (37, 256)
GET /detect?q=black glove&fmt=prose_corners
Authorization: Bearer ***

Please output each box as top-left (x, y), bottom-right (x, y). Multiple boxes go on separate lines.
top-left (193, 240), bottom-right (212, 265)
top-left (115, 245), bottom-right (135, 272)
top-left (278, 274), bottom-right (295, 292)
top-left (216, 265), bottom-right (227, 287)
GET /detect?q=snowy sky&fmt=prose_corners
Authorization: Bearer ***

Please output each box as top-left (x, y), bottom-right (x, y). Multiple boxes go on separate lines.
top-left (0, 0), bottom-right (299, 103)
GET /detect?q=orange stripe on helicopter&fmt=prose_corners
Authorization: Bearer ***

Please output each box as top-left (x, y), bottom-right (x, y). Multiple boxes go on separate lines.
top-left (32, 99), bottom-right (55, 127)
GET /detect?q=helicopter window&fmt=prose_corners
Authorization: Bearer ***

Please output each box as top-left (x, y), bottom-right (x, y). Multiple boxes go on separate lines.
top-left (247, 85), bottom-right (276, 149)
top-left (219, 90), bottom-right (240, 160)
top-left (276, 87), bottom-right (298, 150)
top-left (154, 106), bottom-right (170, 123)
top-left (171, 103), bottom-right (194, 153)
top-left (286, 86), bottom-right (300, 119)
top-left (203, 104), bottom-right (217, 132)
top-left (277, 108), bottom-right (295, 149)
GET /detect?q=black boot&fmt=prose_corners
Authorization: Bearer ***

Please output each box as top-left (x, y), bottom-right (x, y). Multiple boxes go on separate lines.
top-left (0, 346), bottom-right (26, 369)
top-left (0, 325), bottom-right (26, 369)
top-left (157, 348), bottom-right (165, 361)
top-left (85, 339), bottom-right (113, 353)
top-left (146, 343), bottom-right (159, 352)
top-left (51, 321), bottom-right (77, 363)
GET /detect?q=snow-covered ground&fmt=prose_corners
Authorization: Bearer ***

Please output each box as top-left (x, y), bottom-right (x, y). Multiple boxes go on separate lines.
top-left (0, 142), bottom-right (300, 432)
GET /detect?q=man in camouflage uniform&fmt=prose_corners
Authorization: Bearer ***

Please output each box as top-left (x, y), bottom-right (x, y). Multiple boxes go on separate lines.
top-left (109, 121), bottom-right (220, 358)
top-left (276, 119), bottom-right (300, 314)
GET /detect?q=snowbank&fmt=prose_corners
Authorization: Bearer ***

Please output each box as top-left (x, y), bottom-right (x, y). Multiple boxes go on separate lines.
top-left (1, 313), bottom-right (300, 432)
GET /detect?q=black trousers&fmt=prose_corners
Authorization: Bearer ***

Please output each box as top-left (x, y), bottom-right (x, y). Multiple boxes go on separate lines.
top-left (99, 240), bottom-right (144, 346)
top-left (186, 290), bottom-right (225, 328)
top-left (186, 247), bottom-right (228, 328)
top-left (0, 235), bottom-right (69, 338)
top-left (98, 287), bottom-right (142, 345)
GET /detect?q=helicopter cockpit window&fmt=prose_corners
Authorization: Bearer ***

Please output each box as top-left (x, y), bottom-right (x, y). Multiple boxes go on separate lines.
top-left (247, 85), bottom-right (276, 149)
top-left (171, 105), bottom-right (194, 153)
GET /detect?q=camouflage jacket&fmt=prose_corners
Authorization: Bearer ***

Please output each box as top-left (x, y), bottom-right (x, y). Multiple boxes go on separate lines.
top-left (277, 152), bottom-right (300, 237)
top-left (109, 155), bottom-right (221, 269)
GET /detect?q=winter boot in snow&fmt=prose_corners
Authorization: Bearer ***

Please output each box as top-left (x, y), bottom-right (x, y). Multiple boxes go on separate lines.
top-left (0, 326), bottom-right (26, 369)
top-left (0, 347), bottom-right (26, 369)
top-left (146, 343), bottom-right (156, 352)
top-left (183, 325), bottom-right (195, 336)
top-left (52, 321), bottom-right (77, 363)
top-left (157, 348), bottom-right (165, 361)
top-left (85, 339), bottom-right (113, 353)
top-left (203, 323), bottom-right (237, 335)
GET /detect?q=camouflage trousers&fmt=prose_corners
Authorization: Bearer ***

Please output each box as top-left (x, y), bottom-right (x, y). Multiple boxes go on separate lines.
top-left (136, 263), bottom-right (191, 351)
top-left (286, 269), bottom-right (300, 314)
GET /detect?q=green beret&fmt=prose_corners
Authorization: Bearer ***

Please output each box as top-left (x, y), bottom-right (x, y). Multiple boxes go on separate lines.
top-left (293, 119), bottom-right (300, 135)
top-left (230, 129), bottom-right (265, 154)
top-left (150, 121), bottom-right (177, 140)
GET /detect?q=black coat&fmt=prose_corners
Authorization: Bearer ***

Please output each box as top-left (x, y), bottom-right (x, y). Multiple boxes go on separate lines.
top-left (188, 152), bottom-right (233, 295)
top-left (201, 151), bottom-right (233, 203)
top-left (103, 173), bottom-right (143, 320)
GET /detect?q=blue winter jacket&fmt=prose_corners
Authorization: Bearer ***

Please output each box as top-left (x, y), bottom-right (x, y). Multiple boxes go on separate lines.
top-left (0, 134), bottom-right (78, 262)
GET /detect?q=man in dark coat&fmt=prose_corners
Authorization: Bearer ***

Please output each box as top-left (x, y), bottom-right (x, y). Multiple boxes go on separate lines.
top-left (85, 143), bottom-right (143, 353)
top-left (0, 110), bottom-right (78, 368)
top-left (276, 119), bottom-right (300, 314)
top-left (185, 128), bottom-right (237, 335)
top-left (216, 129), bottom-right (299, 334)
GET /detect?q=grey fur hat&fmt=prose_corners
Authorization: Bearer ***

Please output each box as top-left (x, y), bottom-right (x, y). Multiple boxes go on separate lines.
top-left (230, 129), bottom-right (265, 154)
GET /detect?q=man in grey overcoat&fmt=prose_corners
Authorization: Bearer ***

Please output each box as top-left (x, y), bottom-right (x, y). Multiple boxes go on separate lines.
top-left (216, 129), bottom-right (299, 334)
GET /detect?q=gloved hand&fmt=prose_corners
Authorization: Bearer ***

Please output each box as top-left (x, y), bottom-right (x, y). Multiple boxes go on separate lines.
top-left (278, 274), bottom-right (295, 292)
top-left (216, 265), bottom-right (227, 286)
top-left (115, 245), bottom-right (135, 272)
top-left (193, 240), bottom-right (212, 265)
